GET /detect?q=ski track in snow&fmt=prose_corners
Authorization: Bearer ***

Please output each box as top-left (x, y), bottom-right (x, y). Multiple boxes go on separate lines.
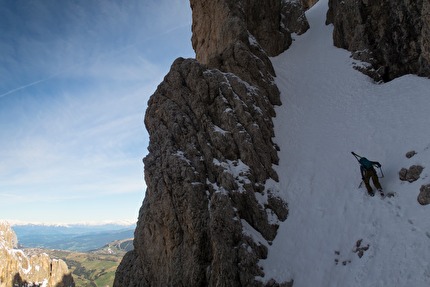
top-left (261, 0), bottom-right (430, 286)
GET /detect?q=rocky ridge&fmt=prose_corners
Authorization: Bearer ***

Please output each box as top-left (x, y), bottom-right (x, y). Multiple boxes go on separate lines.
top-left (114, 0), bottom-right (309, 286)
top-left (326, 0), bottom-right (430, 82)
top-left (301, 0), bottom-right (319, 10)
top-left (0, 221), bottom-right (74, 287)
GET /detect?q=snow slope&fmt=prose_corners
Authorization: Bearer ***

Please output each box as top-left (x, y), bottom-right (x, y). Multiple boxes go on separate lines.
top-left (261, 0), bottom-right (430, 286)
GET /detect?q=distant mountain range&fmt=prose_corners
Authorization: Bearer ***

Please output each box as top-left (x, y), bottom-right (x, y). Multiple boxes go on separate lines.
top-left (12, 223), bottom-right (135, 252)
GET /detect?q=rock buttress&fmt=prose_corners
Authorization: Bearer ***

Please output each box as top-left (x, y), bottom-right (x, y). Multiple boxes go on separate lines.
top-left (114, 0), bottom-right (309, 286)
top-left (327, 0), bottom-right (430, 82)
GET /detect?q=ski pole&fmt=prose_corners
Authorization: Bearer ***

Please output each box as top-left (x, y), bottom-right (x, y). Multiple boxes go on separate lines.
top-left (351, 151), bottom-right (361, 162)
top-left (353, 152), bottom-right (363, 188)
top-left (351, 151), bottom-right (360, 157)
top-left (378, 166), bottom-right (385, 178)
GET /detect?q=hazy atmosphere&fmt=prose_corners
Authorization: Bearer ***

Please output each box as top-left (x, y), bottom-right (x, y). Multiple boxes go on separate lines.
top-left (0, 0), bottom-right (194, 224)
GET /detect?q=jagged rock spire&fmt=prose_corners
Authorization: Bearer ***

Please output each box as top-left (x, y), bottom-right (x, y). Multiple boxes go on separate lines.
top-left (114, 1), bottom-right (309, 286)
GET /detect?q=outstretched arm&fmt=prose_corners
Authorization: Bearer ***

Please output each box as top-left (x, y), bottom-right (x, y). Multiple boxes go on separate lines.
top-left (372, 161), bottom-right (381, 167)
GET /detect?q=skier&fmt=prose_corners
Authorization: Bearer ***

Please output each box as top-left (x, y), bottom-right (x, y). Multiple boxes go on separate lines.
top-left (351, 152), bottom-right (384, 197)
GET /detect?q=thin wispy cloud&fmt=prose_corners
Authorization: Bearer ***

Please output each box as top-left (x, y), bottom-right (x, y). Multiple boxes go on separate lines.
top-left (0, 0), bottom-right (194, 99)
top-left (0, 0), bottom-right (193, 224)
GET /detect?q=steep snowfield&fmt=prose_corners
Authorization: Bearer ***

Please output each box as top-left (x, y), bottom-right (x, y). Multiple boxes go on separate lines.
top-left (262, 0), bottom-right (430, 286)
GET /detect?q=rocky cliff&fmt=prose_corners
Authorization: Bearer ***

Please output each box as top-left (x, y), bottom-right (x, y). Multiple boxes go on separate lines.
top-left (301, 0), bottom-right (319, 10)
top-left (0, 221), bottom-right (74, 287)
top-left (326, 0), bottom-right (430, 82)
top-left (114, 1), bottom-right (309, 286)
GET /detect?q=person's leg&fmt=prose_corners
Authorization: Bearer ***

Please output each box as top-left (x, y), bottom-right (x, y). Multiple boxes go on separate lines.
top-left (363, 171), bottom-right (374, 195)
top-left (371, 170), bottom-right (382, 190)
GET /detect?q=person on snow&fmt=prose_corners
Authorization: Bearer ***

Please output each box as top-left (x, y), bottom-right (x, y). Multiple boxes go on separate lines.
top-left (360, 158), bottom-right (383, 197)
top-left (351, 152), bottom-right (384, 197)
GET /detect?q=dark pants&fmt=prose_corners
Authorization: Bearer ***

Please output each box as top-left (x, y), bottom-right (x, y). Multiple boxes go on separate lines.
top-left (363, 168), bottom-right (382, 193)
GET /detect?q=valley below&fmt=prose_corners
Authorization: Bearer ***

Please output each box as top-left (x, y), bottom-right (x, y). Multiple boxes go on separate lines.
top-left (0, 222), bottom-right (134, 287)
top-left (25, 239), bottom-right (133, 287)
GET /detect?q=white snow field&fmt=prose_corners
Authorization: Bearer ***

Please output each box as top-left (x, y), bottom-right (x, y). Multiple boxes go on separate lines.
top-left (260, 0), bottom-right (430, 286)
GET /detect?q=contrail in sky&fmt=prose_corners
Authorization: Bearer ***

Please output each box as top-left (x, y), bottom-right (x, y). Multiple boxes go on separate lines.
top-left (0, 76), bottom-right (55, 99)
top-left (0, 44), bottom-right (136, 100)
top-left (0, 22), bottom-right (193, 100)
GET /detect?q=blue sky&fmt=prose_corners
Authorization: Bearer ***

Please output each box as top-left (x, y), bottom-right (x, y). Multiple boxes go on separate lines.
top-left (0, 0), bottom-right (194, 224)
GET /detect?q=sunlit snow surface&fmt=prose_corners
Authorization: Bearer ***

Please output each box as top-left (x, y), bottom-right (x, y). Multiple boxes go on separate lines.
top-left (260, 0), bottom-right (430, 286)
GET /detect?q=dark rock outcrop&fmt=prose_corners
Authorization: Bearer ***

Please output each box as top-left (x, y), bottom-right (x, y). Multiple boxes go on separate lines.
top-left (282, 0), bottom-right (311, 36)
top-left (115, 0), bottom-right (309, 286)
top-left (399, 165), bottom-right (424, 183)
top-left (301, 0), bottom-right (319, 10)
top-left (418, 184), bottom-right (430, 205)
top-left (405, 150), bottom-right (417, 159)
top-left (327, 0), bottom-right (430, 82)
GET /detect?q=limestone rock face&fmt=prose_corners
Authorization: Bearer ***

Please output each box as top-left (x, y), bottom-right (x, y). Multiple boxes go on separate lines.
top-left (282, 0), bottom-right (311, 36)
top-left (115, 57), bottom-right (289, 287)
top-left (0, 221), bottom-right (74, 287)
top-left (114, 0), bottom-right (310, 286)
top-left (327, 0), bottom-right (430, 82)
top-left (191, 0), bottom-right (309, 65)
top-left (0, 221), bottom-right (17, 250)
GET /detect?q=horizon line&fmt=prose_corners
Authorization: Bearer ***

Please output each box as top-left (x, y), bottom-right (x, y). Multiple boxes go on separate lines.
top-left (1, 219), bottom-right (137, 227)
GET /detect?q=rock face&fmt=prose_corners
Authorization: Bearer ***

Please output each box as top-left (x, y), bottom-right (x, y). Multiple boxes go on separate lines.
top-left (418, 184), bottom-right (430, 205)
top-left (191, 0), bottom-right (309, 66)
top-left (115, 0), bottom-right (309, 286)
top-left (327, 0), bottom-right (430, 82)
top-left (301, 0), bottom-right (319, 10)
top-left (0, 221), bottom-right (74, 287)
top-left (399, 165), bottom-right (424, 183)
